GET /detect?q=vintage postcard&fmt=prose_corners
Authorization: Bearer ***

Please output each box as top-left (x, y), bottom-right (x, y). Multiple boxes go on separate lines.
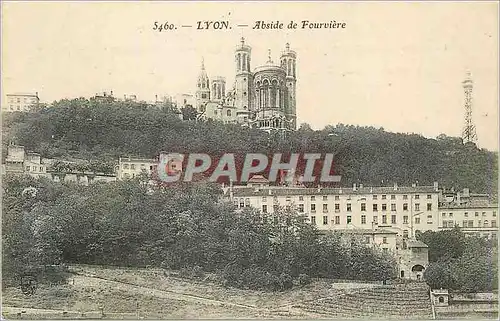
top-left (1, 1), bottom-right (498, 320)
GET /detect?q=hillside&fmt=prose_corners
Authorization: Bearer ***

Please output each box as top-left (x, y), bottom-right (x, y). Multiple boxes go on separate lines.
top-left (2, 98), bottom-right (497, 196)
top-left (2, 265), bottom-right (434, 320)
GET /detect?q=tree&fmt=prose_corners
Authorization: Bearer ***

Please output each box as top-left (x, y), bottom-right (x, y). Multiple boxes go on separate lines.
top-left (181, 105), bottom-right (198, 121)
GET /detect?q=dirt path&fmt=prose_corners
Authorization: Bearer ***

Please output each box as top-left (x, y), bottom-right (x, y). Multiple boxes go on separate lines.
top-left (72, 272), bottom-right (263, 310)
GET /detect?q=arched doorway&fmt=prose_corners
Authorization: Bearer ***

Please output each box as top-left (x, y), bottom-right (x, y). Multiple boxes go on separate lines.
top-left (411, 264), bottom-right (425, 280)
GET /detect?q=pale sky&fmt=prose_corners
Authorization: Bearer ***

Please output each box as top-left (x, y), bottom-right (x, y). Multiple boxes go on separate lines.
top-left (1, 1), bottom-right (498, 151)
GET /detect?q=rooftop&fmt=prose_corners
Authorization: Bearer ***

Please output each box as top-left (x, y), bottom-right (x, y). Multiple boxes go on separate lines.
top-left (231, 185), bottom-right (439, 197)
top-left (406, 239), bottom-right (428, 248)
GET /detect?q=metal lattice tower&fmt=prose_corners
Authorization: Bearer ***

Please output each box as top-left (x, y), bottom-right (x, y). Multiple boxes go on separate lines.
top-left (461, 71), bottom-right (478, 144)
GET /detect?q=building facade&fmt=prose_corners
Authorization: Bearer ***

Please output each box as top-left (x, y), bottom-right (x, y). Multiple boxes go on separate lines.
top-left (3, 93), bottom-right (40, 112)
top-left (227, 182), bottom-right (442, 240)
top-left (194, 38), bottom-right (297, 132)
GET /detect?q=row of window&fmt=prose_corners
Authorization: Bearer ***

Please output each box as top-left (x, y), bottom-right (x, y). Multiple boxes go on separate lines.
top-left (25, 166), bottom-right (44, 172)
top-left (280, 194), bottom-right (434, 202)
top-left (122, 163), bottom-right (155, 170)
top-left (273, 202), bottom-right (432, 212)
top-left (309, 214), bottom-right (421, 226)
top-left (442, 211), bottom-right (496, 218)
top-left (443, 220), bottom-right (498, 228)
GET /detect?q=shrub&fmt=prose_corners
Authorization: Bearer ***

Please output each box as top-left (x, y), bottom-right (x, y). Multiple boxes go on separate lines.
top-left (297, 273), bottom-right (311, 286)
top-left (179, 265), bottom-right (205, 280)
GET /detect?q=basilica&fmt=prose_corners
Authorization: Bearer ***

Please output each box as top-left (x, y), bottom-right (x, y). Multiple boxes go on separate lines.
top-left (194, 38), bottom-right (297, 132)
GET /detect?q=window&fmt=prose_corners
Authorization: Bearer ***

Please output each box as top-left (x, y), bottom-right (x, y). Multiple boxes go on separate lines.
top-left (475, 212), bottom-right (479, 217)
top-left (323, 216), bottom-right (328, 225)
top-left (493, 211), bottom-right (497, 217)
top-left (484, 220), bottom-right (489, 227)
top-left (130, 164), bottom-right (136, 170)
top-left (373, 216), bottom-right (378, 224)
top-left (335, 216), bottom-right (340, 224)
top-left (347, 203), bottom-right (352, 212)
top-left (361, 203), bottom-right (366, 211)
top-left (442, 212), bottom-right (446, 217)
top-left (365, 236), bottom-right (370, 244)
top-left (373, 204), bottom-right (378, 212)
top-left (262, 205), bottom-right (268, 213)
top-left (382, 195), bottom-right (386, 200)
top-left (468, 220), bottom-right (474, 227)
top-left (361, 215), bottom-right (366, 224)
top-left (415, 217), bottom-right (421, 224)
top-left (403, 216), bottom-right (408, 224)
top-left (39, 166), bottom-right (43, 172)
top-left (373, 195), bottom-right (378, 200)
top-left (462, 220), bottom-right (467, 228)
top-left (382, 204), bottom-right (387, 211)
top-left (492, 220), bottom-right (497, 227)
top-left (391, 195), bottom-right (396, 200)
top-left (239, 198), bottom-right (244, 208)
top-left (25, 166), bottom-right (30, 171)
top-left (335, 204), bottom-right (340, 212)
top-left (311, 204), bottom-right (316, 212)
top-left (245, 198), bottom-right (250, 207)
top-left (273, 205), bottom-right (279, 212)
top-left (262, 196), bottom-right (267, 202)
top-left (403, 203), bottom-right (408, 211)
top-left (482, 212), bottom-right (486, 217)
top-left (449, 212), bottom-right (453, 218)
top-left (311, 196), bottom-right (315, 201)
top-left (383, 248), bottom-right (388, 253)
top-left (227, 110), bottom-right (231, 116)
top-left (286, 196), bottom-right (291, 202)
top-left (415, 204), bottom-right (420, 211)
top-left (382, 237), bottom-right (387, 244)
top-left (403, 195), bottom-right (408, 200)
top-left (427, 194), bottom-right (432, 199)
top-left (427, 203), bottom-right (432, 211)
top-left (123, 164), bottom-right (129, 169)
top-left (391, 204), bottom-right (396, 211)
top-left (347, 216), bottom-right (352, 224)
top-left (323, 196), bottom-right (328, 201)
top-left (310, 216), bottom-right (316, 225)
top-left (391, 215), bottom-right (396, 224)
top-left (335, 195), bottom-right (340, 200)
top-left (382, 215), bottom-right (387, 224)
top-left (298, 204), bottom-right (304, 212)
top-left (298, 196), bottom-right (303, 201)
top-left (415, 195), bottom-right (420, 199)
top-left (323, 204), bottom-right (328, 213)
top-left (465, 212), bottom-right (468, 217)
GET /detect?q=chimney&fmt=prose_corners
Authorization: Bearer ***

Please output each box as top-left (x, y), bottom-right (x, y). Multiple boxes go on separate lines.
top-left (412, 183), bottom-right (416, 188)
top-left (110, 90), bottom-right (114, 96)
top-left (394, 183), bottom-right (398, 191)
top-left (433, 181), bottom-right (439, 191)
top-left (268, 189), bottom-right (272, 195)
top-left (370, 187), bottom-right (373, 193)
top-left (353, 183), bottom-right (357, 191)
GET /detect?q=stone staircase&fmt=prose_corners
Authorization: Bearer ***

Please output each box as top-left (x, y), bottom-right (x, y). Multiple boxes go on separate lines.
top-left (292, 282), bottom-right (433, 319)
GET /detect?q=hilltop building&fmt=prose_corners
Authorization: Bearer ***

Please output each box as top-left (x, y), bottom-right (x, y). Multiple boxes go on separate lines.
top-left (3, 93), bottom-right (40, 112)
top-left (194, 38), bottom-right (297, 133)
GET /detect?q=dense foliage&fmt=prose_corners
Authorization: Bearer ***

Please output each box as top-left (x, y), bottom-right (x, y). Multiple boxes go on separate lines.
top-left (419, 229), bottom-right (498, 292)
top-left (2, 98), bottom-right (497, 196)
top-left (2, 174), bottom-right (396, 290)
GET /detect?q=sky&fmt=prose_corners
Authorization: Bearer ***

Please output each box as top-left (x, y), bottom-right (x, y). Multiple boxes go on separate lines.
top-left (1, 1), bottom-right (499, 151)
